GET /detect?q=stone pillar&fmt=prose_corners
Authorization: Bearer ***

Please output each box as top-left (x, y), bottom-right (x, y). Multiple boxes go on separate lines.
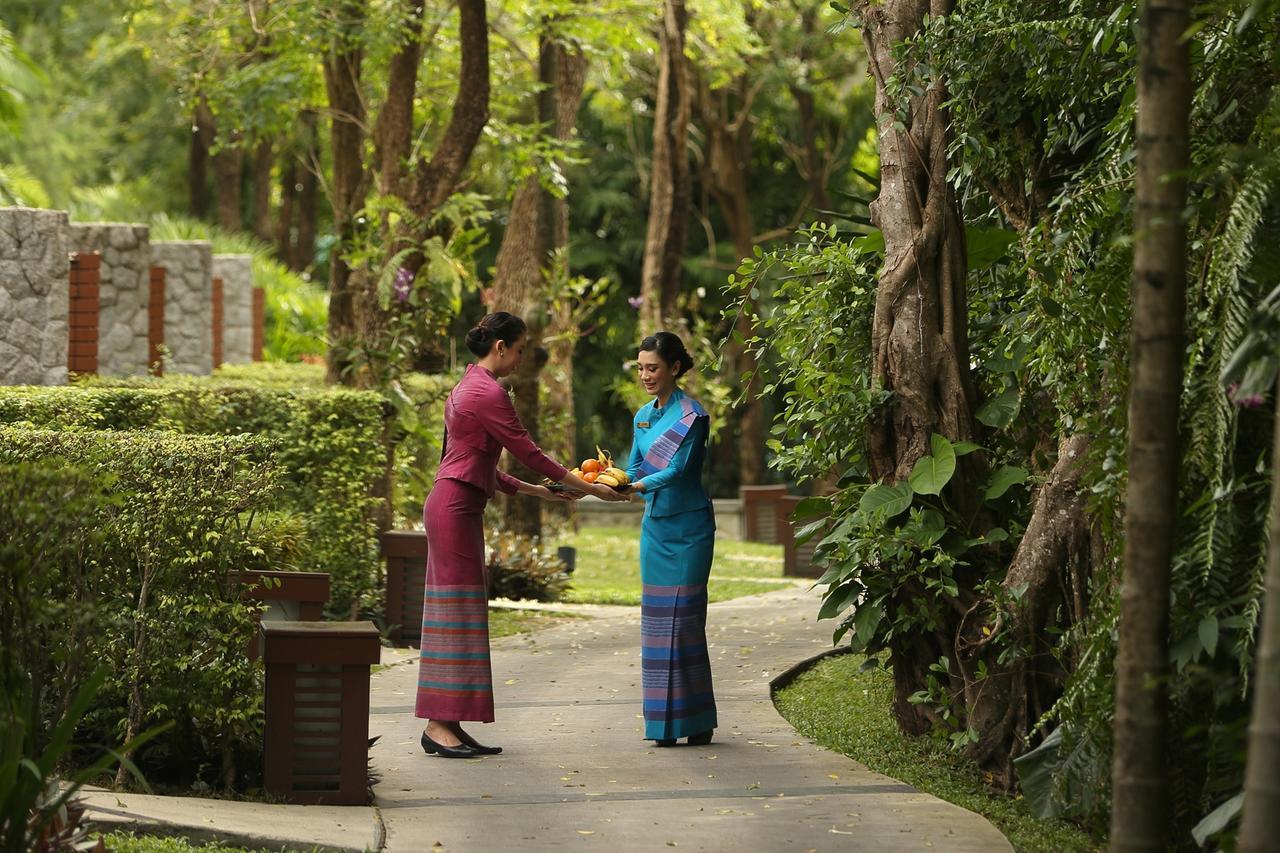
top-left (213, 254), bottom-right (254, 364)
top-left (151, 241), bottom-right (213, 375)
top-left (0, 207), bottom-right (69, 386)
top-left (67, 223), bottom-right (151, 376)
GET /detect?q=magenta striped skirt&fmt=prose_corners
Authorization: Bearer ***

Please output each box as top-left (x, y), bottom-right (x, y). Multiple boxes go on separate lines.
top-left (415, 477), bottom-right (494, 723)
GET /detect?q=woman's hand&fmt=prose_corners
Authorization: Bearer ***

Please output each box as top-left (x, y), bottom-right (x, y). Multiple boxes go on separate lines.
top-left (587, 482), bottom-right (629, 502)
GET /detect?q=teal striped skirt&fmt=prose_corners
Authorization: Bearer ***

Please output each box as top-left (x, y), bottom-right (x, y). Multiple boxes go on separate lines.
top-left (640, 506), bottom-right (718, 740)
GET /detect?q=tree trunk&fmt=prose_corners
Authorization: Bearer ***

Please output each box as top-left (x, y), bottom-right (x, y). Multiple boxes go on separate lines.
top-left (276, 156), bottom-right (298, 264)
top-left (492, 33), bottom-right (563, 538)
top-left (324, 0), bottom-right (487, 389)
top-left (114, 568), bottom-right (153, 788)
top-left (702, 80), bottom-right (765, 488)
top-left (212, 138), bottom-right (244, 233)
top-left (322, 0), bottom-right (369, 385)
top-left (857, 0), bottom-right (976, 734)
top-left (1108, 1), bottom-right (1191, 848)
top-left (252, 139), bottom-right (274, 243)
top-left (790, 83), bottom-right (833, 218)
top-left (542, 44), bottom-right (590, 466)
top-left (638, 0), bottom-right (691, 335)
top-left (958, 434), bottom-right (1098, 788)
top-left (295, 112), bottom-right (320, 272)
top-left (1239, 380), bottom-right (1280, 850)
top-left (195, 94), bottom-right (242, 230)
top-left (188, 107), bottom-right (211, 219)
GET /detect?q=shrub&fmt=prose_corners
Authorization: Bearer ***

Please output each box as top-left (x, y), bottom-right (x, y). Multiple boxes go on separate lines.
top-left (0, 429), bottom-right (281, 791)
top-left (0, 381), bottom-right (388, 618)
top-left (485, 534), bottom-right (571, 602)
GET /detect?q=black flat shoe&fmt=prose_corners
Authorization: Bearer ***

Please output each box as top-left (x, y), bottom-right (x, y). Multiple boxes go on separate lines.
top-left (687, 730), bottom-right (713, 746)
top-left (654, 738), bottom-right (677, 747)
top-left (421, 731), bottom-right (478, 759)
top-left (453, 726), bottom-right (502, 755)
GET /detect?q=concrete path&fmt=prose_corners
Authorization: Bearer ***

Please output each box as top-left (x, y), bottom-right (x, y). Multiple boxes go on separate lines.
top-left (369, 586), bottom-right (1011, 852)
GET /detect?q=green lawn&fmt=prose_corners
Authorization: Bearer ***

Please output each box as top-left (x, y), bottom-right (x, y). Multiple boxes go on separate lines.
top-left (774, 654), bottom-right (1098, 853)
top-left (489, 608), bottom-right (583, 637)
top-left (554, 524), bottom-right (792, 605)
top-left (97, 832), bottom-right (295, 853)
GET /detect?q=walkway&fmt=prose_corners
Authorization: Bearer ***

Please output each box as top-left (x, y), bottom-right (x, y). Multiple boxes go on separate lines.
top-left (369, 586), bottom-right (1011, 852)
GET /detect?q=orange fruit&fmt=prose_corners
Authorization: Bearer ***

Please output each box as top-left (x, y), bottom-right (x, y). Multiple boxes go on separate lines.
top-left (583, 471), bottom-right (599, 483)
top-left (582, 459), bottom-right (602, 474)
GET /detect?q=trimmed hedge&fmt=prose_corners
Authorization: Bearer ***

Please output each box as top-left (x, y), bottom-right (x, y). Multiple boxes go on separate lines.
top-left (0, 381), bottom-right (388, 617)
top-left (0, 428), bottom-right (284, 790)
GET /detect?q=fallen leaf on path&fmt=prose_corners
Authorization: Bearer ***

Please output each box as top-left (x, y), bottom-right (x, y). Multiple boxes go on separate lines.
top-left (577, 830), bottom-right (595, 835)
top-left (827, 773), bottom-right (839, 780)
top-left (829, 828), bottom-right (853, 835)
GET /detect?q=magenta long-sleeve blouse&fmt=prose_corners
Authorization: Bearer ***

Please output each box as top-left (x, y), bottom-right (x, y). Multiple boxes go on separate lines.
top-left (434, 363), bottom-right (568, 497)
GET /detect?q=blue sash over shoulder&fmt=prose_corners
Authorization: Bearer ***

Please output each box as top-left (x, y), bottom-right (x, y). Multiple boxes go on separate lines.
top-left (639, 396), bottom-right (708, 477)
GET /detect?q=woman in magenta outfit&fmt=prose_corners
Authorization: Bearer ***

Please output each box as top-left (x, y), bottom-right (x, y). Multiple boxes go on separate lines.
top-left (416, 312), bottom-right (626, 759)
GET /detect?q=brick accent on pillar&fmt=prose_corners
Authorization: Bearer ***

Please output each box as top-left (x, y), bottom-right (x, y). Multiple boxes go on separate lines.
top-left (68, 253), bottom-right (101, 375)
top-left (149, 265), bottom-right (166, 376)
top-left (211, 276), bottom-right (224, 368)
top-left (252, 286), bottom-right (265, 362)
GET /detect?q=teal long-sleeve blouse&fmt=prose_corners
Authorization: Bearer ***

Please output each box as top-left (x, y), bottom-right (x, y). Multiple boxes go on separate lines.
top-left (625, 387), bottom-right (713, 518)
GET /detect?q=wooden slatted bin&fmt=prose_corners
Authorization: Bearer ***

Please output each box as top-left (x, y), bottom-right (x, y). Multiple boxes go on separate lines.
top-left (262, 621), bottom-right (380, 805)
top-left (232, 570), bottom-right (331, 659)
top-left (739, 485), bottom-right (788, 544)
top-left (381, 530), bottom-right (428, 647)
top-left (778, 496), bottom-right (827, 578)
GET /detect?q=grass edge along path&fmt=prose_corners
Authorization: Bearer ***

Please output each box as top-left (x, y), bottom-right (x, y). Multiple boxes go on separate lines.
top-left (773, 653), bottom-right (1099, 853)
top-left (557, 524), bottom-right (791, 605)
top-left (489, 608), bottom-right (584, 638)
top-left (96, 832), bottom-right (302, 853)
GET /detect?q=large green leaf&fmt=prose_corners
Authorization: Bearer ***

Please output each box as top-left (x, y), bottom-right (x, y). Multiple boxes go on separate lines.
top-left (818, 582), bottom-right (861, 621)
top-left (852, 601), bottom-right (883, 648)
top-left (852, 230), bottom-right (885, 256)
top-left (976, 388), bottom-right (1021, 429)
top-left (966, 227), bottom-right (1019, 271)
top-left (1198, 614), bottom-right (1219, 658)
top-left (902, 508), bottom-right (947, 547)
top-left (858, 481), bottom-right (914, 517)
top-left (983, 337), bottom-right (1031, 374)
top-left (983, 465), bottom-right (1028, 500)
top-left (907, 434), bottom-right (957, 496)
top-left (791, 495), bottom-right (833, 521)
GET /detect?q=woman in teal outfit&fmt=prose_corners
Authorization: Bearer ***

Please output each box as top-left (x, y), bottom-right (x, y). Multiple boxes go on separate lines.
top-left (625, 331), bottom-right (717, 747)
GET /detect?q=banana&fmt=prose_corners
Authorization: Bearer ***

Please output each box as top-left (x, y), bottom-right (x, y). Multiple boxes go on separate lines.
top-left (596, 474), bottom-right (620, 487)
top-left (605, 467), bottom-right (630, 484)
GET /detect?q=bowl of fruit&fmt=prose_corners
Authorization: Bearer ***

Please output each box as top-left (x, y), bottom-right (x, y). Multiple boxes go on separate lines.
top-left (550, 447), bottom-right (633, 493)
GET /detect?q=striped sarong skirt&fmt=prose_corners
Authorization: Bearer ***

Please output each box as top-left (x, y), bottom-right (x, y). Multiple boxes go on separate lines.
top-left (415, 477), bottom-right (494, 722)
top-left (640, 506), bottom-right (718, 740)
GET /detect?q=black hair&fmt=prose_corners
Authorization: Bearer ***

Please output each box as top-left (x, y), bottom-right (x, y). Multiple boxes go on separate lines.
top-left (638, 331), bottom-right (694, 378)
top-left (465, 312), bottom-right (527, 357)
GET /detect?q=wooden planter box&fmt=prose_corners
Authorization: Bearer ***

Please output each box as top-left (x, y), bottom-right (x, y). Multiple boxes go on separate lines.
top-left (778, 496), bottom-right (827, 579)
top-left (739, 485), bottom-right (788, 544)
top-left (262, 621), bottom-right (380, 805)
top-left (381, 531), bottom-right (428, 647)
top-left (231, 570), bottom-right (331, 659)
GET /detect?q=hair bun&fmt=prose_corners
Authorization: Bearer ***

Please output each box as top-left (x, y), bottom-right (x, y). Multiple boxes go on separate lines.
top-left (466, 325), bottom-right (494, 345)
